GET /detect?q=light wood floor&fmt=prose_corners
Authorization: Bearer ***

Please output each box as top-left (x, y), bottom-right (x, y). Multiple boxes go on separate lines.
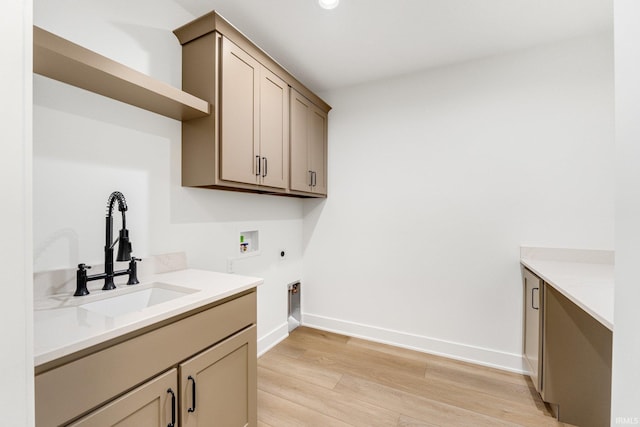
top-left (257, 327), bottom-right (570, 427)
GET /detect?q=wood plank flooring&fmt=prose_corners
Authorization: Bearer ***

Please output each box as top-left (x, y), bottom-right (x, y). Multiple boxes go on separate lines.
top-left (257, 327), bottom-right (570, 427)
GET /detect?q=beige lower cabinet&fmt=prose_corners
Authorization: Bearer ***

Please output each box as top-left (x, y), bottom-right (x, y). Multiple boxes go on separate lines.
top-left (543, 285), bottom-right (611, 427)
top-left (522, 268), bottom-right (543, 395)
top-left (69, 326), bottom-right (256, 427)
top-left (35, 290), bottom-right (257, 426)
top-left (521, 269), bottom-right (611, 427)
top-left (69, 369), bottom-right (178, 427)
top-left (180, 326), bottom-right (256, 427)
top-left (290, 88), bottom-right (328, 196)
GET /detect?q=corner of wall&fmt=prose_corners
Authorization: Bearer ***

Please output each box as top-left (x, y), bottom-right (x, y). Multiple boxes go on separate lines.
top-left (258, 322), bottom-right (289, 357)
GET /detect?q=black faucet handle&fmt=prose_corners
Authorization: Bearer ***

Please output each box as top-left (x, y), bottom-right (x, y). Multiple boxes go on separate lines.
top-left (127, 257), bottom-right (141, 286)
top-left (75, 264), bottom-right (91, 296)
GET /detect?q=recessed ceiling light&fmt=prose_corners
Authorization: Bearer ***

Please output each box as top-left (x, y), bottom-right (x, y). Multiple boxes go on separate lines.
top-left (319, 0), bottom-right (339, 10)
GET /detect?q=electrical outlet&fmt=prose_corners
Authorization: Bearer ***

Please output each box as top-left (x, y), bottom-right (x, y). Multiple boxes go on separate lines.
top-left (227, 258), bottom-right (234, 273)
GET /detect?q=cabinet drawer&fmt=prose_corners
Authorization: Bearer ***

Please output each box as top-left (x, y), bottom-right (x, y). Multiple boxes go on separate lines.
top-left (36, 290), bottom-right (256, 426)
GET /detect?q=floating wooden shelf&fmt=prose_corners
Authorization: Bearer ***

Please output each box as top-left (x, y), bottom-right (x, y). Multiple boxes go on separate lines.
top-left (33, 26), bottom-right (210, 121)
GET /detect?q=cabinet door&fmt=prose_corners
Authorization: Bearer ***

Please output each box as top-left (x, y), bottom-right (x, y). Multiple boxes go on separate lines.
top-left (290, 89), bottom-right (327, 195)
top-left (308, 104), bottom-right (327, 195)
top-left (259, 68), bottom-right (289, 189)
top-left (543, 284), bottom-right (612, 427)
top-left (290, 89), bottom-right (311, 192)
top-left (220, 36), bottom-right (260, 186)
top-left (69, 369), bottom-right (177, 427)
top-left (523, 269), bottom-right (543, 393)
top-left (180, 325), bottom-right (257, 427)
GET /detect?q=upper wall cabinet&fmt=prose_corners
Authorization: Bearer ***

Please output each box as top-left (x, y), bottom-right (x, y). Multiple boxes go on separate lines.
top-left (218, 36), bottom-right (289, 190)
top-left (174, 11), bottom-right (331, 197)
top-left (33, 26), bottom-right (210, 121)
top-left (290, 89), bottom-right (328, 196)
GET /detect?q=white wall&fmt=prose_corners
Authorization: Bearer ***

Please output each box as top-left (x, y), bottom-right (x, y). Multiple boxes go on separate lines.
top-left (32, 0), bottom-right (617, 379)
top-left (33, 1), bottom-right (302, 354)
top-left (612, 0), bottom-right (640, 423)
top-left (0, 0), bottom-right (34, 424)
top-left (304, 33), bottom-right (615, 371)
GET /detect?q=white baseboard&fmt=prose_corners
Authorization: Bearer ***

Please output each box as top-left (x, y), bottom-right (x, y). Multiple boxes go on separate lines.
top-left (302, 313), bottom-right (527, 374)
top-left (257, 321), bottom-right (289, 357)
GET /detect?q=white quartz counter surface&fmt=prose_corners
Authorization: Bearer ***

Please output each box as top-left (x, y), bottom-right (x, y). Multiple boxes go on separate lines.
top-left (521, 258), bottom-right (613, 331)
top-left (34, 269), bottom-right (263, 367)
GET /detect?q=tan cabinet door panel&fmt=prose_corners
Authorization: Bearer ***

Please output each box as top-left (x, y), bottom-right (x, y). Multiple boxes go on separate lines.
top-left (69, 369), bottom-right (177, 427)
top-left (309, 105), bottom-right (327, 195)
top-left (523, 268), bottom-right (542, 393)
top-left (290, 90), bottom-right (311, 192)
top-left (289, 88), bottom-right (327, 195)
top-left (543, 284), bottom-right (612, 427)
top-left (180, 325), bottom-right (257, 427)
top-left (259, 68), bottom-right (289, 189)
top-left (220, 37), bottom-right (260, 186)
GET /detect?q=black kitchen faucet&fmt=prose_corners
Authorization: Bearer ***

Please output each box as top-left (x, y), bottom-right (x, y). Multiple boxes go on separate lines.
top-left (74, 191), bottom-right (140, 296)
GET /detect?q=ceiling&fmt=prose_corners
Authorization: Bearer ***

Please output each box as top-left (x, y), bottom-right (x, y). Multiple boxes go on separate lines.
top-left (36, 0), bottom-right (613, 93)
top-left (174, 0), bottom-right (612, 93)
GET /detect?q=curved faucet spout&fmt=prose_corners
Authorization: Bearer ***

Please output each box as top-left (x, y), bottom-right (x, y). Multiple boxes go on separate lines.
top-left (104, 191), bottom-right (132, 264)
top-left (106, 191), bottom-right (128, 217)
top-left (75, 191), bottom-right (138, 296)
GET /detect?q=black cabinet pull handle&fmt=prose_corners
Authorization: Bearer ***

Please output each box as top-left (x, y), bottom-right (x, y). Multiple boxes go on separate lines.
top-left (188, 375), bottom-right (196, 413)
top-left (308, 170), bottom-right (313, 187)
top-left (255, 155), bottom-right (261, 176)
top-left (262, 157), bottom-right (267, 177)
top-left (167, 388), bottom-right (176, 427)
top-left (532, 287), bottom-right (539, 310)
top-left (312, 171), bottom-right (317, 187)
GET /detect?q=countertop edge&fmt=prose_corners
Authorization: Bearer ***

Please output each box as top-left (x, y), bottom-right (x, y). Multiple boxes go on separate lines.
top-left (521, 258), bottom-right (613, 331)
top-left (34, 269), bottom-right (263, 367)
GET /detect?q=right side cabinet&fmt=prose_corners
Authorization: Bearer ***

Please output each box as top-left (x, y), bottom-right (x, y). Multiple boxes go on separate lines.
top-left (542, 285), bottom-right (612, 427)
top-left (522, 268), bottom-right (612, 427)
top-left (290, 89), bottom-right (328, 196)
top-left (522, 268), bottom-right (543, 396)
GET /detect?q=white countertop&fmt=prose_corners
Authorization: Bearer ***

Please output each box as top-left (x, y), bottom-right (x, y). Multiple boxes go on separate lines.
top-left (34, 268), bottom-right (263, 367)
top-left (521, 253), bottom-right (614, 331)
